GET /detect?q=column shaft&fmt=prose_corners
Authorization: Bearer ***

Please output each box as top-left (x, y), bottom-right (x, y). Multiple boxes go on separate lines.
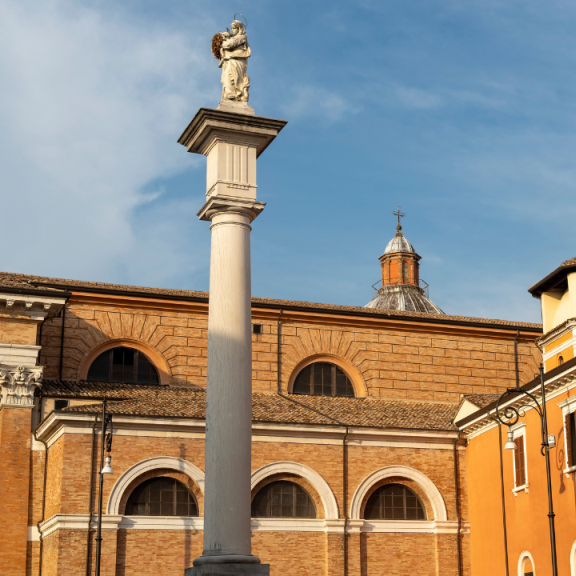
top-left (202, 210), bottom-right (254, 560)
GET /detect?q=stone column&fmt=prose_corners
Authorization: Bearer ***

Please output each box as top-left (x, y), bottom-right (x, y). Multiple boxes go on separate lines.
top-left (179, 108), bottom-right (286, 576)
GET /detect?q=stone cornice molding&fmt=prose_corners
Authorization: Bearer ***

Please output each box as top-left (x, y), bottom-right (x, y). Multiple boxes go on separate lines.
top-left (31, 514), bottom-right (466, 540)
top-left (537, 317), bottom-right (576, 347)
top-left (349, 465), bottom-right (448, 522)
top-left (34, 410), bottom-right (460, 449)
top-left (0, 292), bottom-right (66, 320)
top-left (458, 366), bottom-right (576, 439)
top-left (0, 364), bottom-right (43, 408)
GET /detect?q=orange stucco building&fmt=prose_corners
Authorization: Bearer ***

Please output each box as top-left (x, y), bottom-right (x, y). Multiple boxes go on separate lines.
top-left (457, 257), bottom-right (576, 576)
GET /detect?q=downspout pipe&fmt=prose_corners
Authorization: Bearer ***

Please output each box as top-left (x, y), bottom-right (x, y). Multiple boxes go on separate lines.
top-left (59, 305), bottom-right (66, 380)
top-left (276, 310), bottom-right (283, 394)
top-left (453, 432), bottom-right (462, 576)
top-left (514, 330), bottom-right (520, 389)
top-left (34, 393), bottom-right (49, 576)
top-left (343, 425), bottom-right (350, 576)
top-left (85, 416), bottom-right (99, 576)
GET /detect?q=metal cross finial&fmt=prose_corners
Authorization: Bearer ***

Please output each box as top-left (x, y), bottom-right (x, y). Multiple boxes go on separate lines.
top-left (392, 206), bottom-right (406, 231)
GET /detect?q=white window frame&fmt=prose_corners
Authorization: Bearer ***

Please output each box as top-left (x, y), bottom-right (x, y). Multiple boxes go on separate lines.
top-left (558, 396), bottom-right (576, 475)
top-left (518, 550), bottom-right (535, 575)
top-left (571, 540), bottom-right (576, 576)
top-left (511, 422), bottom-right (529, 494)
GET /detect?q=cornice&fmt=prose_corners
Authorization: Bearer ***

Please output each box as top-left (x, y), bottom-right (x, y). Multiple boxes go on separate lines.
top-left (457, 364), bottom-right (576, 438)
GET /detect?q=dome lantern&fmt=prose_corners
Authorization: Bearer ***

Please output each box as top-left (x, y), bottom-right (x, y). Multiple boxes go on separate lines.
top-left (365, 208), bottom-right (444, 314)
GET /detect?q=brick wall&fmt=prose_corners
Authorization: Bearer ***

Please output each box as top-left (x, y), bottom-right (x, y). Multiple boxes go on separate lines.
top-left (39, 295), bottom-right (541, 403)
top-left (0, 407), bottom-right (34, 576)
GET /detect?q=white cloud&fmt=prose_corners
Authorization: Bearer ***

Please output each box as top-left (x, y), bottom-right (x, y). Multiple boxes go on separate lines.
top-left (0, 0), bottom-right (214, 283)
top-left (279, 85), bottom-right (350, 121)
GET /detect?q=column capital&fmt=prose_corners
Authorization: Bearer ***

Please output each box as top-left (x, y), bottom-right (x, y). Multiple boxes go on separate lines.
top-left (197, 196), bottom-right (266, 223)
top-left (0, 364), bottom-right (43, 408)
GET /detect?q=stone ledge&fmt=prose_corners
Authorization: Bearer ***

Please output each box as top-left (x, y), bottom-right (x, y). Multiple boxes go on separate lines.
top-left (185, 565), bottom-right (270, 576)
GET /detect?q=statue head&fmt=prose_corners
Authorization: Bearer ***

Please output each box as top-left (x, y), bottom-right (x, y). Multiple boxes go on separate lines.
top-left (231, 20), bottom-right (246, 35)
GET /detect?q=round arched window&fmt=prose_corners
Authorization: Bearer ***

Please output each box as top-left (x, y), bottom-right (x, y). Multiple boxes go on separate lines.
top-left (251, 481), bottom-right (316, 518)
top-left (559, 356), bottom-right (565, 366)
top-left (126, 477), bottom-right (198, 516)
top-left (87, 346), bottom-right (159, 384)
top-left (292, 362), bottom-right (354, 397)
top-left (364, 483), bottom-right (426, 520)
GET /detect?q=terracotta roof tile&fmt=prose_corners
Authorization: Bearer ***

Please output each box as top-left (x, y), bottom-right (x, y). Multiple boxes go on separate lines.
top-left (562, 257), bottom-right (576, 266)
top-left (42, 380), bottom-right (458, 431)
top-left (462, 394), bottom-right (501, 409)
top-left (0, 271), bottom-right (542, 330)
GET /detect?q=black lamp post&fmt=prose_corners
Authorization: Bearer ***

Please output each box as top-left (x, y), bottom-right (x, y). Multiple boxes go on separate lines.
top-left (94, 398), bottom-right (114, 576)
top-left (495, 363), bottom-right (558, 576)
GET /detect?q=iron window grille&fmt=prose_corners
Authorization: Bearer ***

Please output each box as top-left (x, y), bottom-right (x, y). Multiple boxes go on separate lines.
top-left (125, 477), bottom-right (198, 516)
top-left (251, 481), bottom-right (316, 518)
top-left (364, 483), bottom-right (426, 520)
top-left (87, 346), bottom-right (159, 384)
top-left (292, 362), bottom-right (354, 397)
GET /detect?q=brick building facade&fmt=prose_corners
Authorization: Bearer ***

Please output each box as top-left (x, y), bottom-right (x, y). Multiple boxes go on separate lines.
top-left (0, 269), bottom-right (543, 576)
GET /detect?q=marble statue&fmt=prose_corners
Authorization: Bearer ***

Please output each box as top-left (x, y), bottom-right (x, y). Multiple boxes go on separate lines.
top-left (218, 20), bottom-right (251, 103)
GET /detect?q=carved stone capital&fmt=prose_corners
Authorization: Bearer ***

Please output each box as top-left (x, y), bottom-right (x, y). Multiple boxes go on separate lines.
top-left (0, 364), bottom-right (43, 408)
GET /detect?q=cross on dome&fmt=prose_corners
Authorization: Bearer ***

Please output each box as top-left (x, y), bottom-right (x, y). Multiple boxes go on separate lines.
top-left (392, 206), bottom-right (405, 231)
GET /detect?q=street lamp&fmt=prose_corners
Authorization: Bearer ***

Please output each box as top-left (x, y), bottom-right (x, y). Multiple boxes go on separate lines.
top-left (495, 364), bottom-right (558, 576)
top-left (94, 398), bottom-right (113, 576)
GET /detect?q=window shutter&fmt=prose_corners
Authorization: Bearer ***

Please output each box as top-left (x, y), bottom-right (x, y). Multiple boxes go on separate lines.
top-left (566, 413), bottom-right (573, 468)
top-left (514, 435), bottom-right (526, 487)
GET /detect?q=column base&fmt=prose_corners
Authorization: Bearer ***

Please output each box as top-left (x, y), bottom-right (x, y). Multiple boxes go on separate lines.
top-left (185, 564), bottom-right (270, 576)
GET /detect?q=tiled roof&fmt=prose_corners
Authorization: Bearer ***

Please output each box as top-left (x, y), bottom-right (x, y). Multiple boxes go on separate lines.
top-left (562, 257), bottom-right (576, 266)
top-left (462, 394), bottom-right (501, 409)
top-left (0, 271), bottom-right (542, 330)
top-left (42, 380), bottom-right (458, 431)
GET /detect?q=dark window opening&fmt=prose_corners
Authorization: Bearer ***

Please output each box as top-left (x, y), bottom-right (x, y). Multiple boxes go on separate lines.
top-left (292, 362), bottom-right (354, 397)
top-left (364, 484), bottom-right (426, 520)
top-left (514, 435), bottom-right (527, 487)
top-left (566, 412), bottom-right (576, 468)
top-left (87, 346), bottom-right (159, 384)
top-left (559, 355), bottom-right (564, 366)
top-left (54, 399), bottom-right (69, 410)
top-left (252, 324), bottom-right (263, 335)
top-left (125, 477), bottom-right (198, 516)
top-left (251, 481), bottom-right (316, 518)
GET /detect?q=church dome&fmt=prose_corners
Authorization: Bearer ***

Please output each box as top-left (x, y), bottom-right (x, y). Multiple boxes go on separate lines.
top-left (366, 284), bottom-right (444, 314)
top-left (383, 231), bottom-right (416, 255)
top-left (365, 208), bottom-right (444, 315)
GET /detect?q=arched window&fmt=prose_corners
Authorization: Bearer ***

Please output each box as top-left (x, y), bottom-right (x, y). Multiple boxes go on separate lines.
top-left (292, 362), bottom-right (354, 397)
top-left (402, 262), bottom-right (410, 283)
top-left (519, 553), bottom-right (534, 576)
top-left (559, 356), bottom-right (565, 366)
top-left (364, 483), bottom-right (426, 520)
top-left (125, 477), bottom-right (198, 516)
top-left (251, 481), bottom-right (316, 518)
top-left (87, 346), bottom-right (159, 384)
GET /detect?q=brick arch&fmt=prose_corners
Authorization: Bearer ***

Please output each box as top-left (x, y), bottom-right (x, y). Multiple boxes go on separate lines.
top-left (78, 339), bottom-right (171, 385)
top-left (250, 472), bottom-right (325, 519)
top-left (349, 465), bottom-right (447, 521)
top-left (286, 354), bottom-right (367, 398)
top-left (251, 462), bottom-right (339, 519)
top-left (360, 476), bottom-right (433, 521)
top-left (107, 457), bottom-right (205, 515)
top-left (118, 468), bottom-right (204, 516)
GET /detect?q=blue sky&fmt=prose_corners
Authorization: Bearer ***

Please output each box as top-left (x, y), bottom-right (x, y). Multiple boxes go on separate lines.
top-left (1, 0), bottom-right (575, 323)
